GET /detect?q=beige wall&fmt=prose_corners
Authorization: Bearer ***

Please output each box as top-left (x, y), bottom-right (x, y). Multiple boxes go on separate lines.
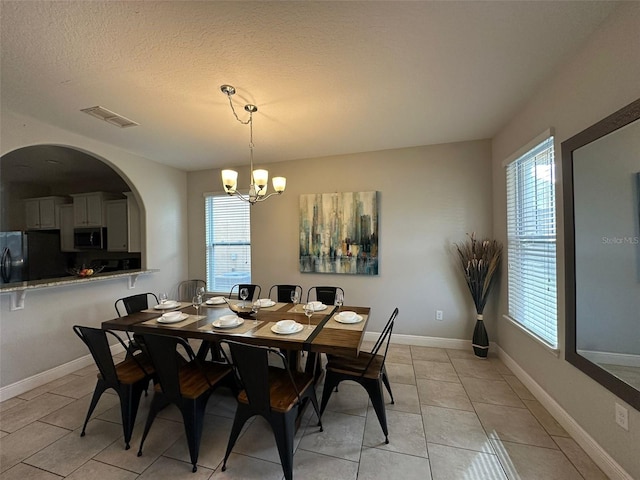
top-left (0, 110), bottom-right (189, 388)
top-left (491, 3), bottom-right (640, 478)
top-left (3, 4), bottom-right (637, 473)
top-left (188, 140), bottom-right (494, 339)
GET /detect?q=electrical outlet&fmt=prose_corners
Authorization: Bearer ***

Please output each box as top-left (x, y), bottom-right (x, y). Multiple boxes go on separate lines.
top-left (436, 310), bottom-right (443, 321)
top-left (615, 403), bottom-right (628, 430)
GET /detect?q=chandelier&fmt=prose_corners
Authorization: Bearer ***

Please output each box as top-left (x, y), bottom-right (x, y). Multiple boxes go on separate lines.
top-left (220, 84), bottom-right (286, 205)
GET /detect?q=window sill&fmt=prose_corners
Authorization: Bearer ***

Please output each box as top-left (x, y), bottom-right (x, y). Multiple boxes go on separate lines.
top-left (502, 314), bottom-right (561, 358)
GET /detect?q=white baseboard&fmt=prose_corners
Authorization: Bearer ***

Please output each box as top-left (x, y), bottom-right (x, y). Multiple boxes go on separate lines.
top-left (0, 343), bottom-right (126, 402)
top-left (497, 346), bottom-right (633, 480)
top-left (577, 349), bottom-right (640, 368)
top-left (365, 331), bottom-right (481, 351)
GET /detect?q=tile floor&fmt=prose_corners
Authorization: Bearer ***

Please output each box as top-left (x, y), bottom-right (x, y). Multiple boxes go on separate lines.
top-left (0, 344), bottom-right (609, 479)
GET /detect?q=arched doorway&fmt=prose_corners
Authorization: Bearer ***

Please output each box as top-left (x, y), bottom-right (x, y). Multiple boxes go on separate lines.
top-left (0, 145), bottom-right (143, 281)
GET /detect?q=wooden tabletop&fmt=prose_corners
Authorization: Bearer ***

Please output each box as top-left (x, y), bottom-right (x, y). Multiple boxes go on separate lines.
top-left (102, 301), bottom-right (371, 358)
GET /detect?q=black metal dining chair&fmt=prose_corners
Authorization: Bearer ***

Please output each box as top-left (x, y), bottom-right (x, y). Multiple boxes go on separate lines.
top-left (114, 292), bottom-right (160, 357)
top-left (268, 284), bottom-right (302, 303)
top-left (219, 340), bottom-right (323, 480)
top-left (136, 333), bottom-right (233, 472)
top-left (306, 286), bottom-right (344, 305)
top-left (319, 307), bottom-right (398, 444)
top-left (229, 283), bottom-right (261, 302)
top-left (114, 292), bottom-right (159, 317)
top-left (177, 279), bottom-right (206, 301)
top-left (73, 325), bottom-right (155, 450)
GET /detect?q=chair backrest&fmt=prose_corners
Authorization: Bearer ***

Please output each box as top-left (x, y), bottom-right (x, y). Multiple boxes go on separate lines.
top-left (115, 292), bottom-right (159, 317)
top-left (73, 325), bottom-right (121, 385)
top-left (306, 286), bottom-right (344, 305)
top-left (229, 284), bottom-right (261, 301)
top-left (367, 307), bottom-right (398, 372)
top-left (222, 340), bottom-right (273, 416)
top-left (268, 284), bottom-right (302, 303)
top-left (140, 333), bottom-right (196, 401)
top-left (223, 340), bottom-right (306, 417)
top-left (177, 279), bottom-right (206, 301)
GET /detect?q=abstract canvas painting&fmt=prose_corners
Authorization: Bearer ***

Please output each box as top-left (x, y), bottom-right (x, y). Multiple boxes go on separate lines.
top-left (299, 191), bottom-right (378, 275)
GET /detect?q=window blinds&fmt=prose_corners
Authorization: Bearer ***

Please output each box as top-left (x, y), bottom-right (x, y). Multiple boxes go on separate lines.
top-left (204, 195), bottom-right (251, 293)
top-left (506, 136), bottom-right (558, 347)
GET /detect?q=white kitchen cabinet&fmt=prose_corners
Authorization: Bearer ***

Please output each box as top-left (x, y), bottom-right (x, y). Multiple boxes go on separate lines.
top-left (58, 204), bottom-right (78, 252)
top-left (71, 192), bottom-right (121, 227)
top-left (106, 193), bottom-right (141, 252)
top-left (106, 200), bottom-right (127, 251)
top-left (24, 196), bottom-right (69, 230)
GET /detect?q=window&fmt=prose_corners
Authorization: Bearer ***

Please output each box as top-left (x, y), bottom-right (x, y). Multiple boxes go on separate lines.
top-left (505, 133), bottom-right (557, 347)
top-left (205, 194), bottom-right (251, 293)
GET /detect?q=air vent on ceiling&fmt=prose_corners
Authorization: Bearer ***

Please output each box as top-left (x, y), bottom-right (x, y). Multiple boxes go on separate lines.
top-left (80, 106), bottom-right (139, 128)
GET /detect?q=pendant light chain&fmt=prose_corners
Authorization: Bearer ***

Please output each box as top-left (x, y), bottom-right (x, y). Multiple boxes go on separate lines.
top-left (224, 89), bottom-right (252, 125)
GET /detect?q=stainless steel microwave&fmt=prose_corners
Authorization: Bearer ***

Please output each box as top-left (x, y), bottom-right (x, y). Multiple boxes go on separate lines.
top-left (73, 227), bottom-right (106, 249)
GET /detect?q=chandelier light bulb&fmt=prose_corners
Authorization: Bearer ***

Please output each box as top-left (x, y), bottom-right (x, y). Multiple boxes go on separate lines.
top-left (221, 169), bottom-right (238, 193)
top-left (272, 176), bottom-right (286, 193)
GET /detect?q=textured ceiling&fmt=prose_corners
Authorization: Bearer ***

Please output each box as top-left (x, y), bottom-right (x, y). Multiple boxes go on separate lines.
top-left (0, 1), bottom-right (619, 172)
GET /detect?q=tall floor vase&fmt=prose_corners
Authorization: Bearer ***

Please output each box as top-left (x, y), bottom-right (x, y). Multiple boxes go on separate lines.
top-left (472, 314), bottom-right (489, 358)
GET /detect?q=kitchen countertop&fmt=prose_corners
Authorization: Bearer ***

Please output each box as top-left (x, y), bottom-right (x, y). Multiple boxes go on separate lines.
top-left (0, 269), bottom-right (159, 310)
top-left (0, 269), bottom-right (157, 292)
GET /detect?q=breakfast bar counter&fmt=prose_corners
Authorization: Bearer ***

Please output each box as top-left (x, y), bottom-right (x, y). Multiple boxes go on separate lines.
top-left (0, 269), bottom-right (158, 310)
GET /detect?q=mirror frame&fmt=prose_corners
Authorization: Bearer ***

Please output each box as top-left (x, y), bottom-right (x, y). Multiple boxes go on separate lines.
top-left (562, 97), bottom-right (640, 410)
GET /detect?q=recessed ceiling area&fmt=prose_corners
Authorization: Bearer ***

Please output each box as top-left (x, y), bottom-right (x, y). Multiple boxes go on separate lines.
top-left (0, 1), bottom-right (620, 171)
top-left (1, 145), bottom-right (129, 194)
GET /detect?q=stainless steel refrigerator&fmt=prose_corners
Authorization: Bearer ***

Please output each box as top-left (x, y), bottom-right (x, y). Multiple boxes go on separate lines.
top-left (0, 231), bottom-right (69, 283)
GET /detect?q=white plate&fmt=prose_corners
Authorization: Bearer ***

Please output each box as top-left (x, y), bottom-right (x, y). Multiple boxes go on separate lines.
top-left (212, 317), bottom-right (244, 329)
top-left (256, 298), bottom-right (276, 307)
top-left (308, 303), bottom-right (327, 311)
top-left (271, 322), bottom-right (304, 334)
top-left (206, 296), bottom-right (226, 305)
top-left (154, 301), bottom-right (179, 310)
top-left (334, 313), bottom-right (363, 324)
top-left (157, 312), bottom-right (189, 324)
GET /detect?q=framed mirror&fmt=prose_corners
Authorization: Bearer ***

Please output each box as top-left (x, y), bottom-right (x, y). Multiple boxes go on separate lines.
top-left (562, 97), bottom-right (640, 410)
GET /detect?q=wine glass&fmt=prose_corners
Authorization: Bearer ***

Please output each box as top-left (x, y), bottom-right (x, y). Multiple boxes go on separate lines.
top-left (159, 292), bottom-right (168, 306)
top-left (304, 302), bottom-right (314, 329)
top-left (192, 294), bottom-right (203, 318)
top-left (240, 288), bottom-right (249, 308)
top-left (251, 301), bottom-right (261, 325)
top-left (334, 291), bottom-right (344, 310)
top-left (291, 290), bottom-right (300, 311)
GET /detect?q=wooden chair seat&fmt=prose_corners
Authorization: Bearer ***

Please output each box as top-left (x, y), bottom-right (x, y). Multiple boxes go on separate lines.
top-left (237, 368), bottom-right (315, 413)
top-left (99, 354), bottom-right (154, 385)
top-left (326, 352), bottom-right (384, 380)
top-left (151, 361), bottom-right (232, 400)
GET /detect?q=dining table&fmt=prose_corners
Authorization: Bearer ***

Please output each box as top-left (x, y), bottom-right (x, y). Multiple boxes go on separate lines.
top-left (101, 298), bottom-right (372, 370)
